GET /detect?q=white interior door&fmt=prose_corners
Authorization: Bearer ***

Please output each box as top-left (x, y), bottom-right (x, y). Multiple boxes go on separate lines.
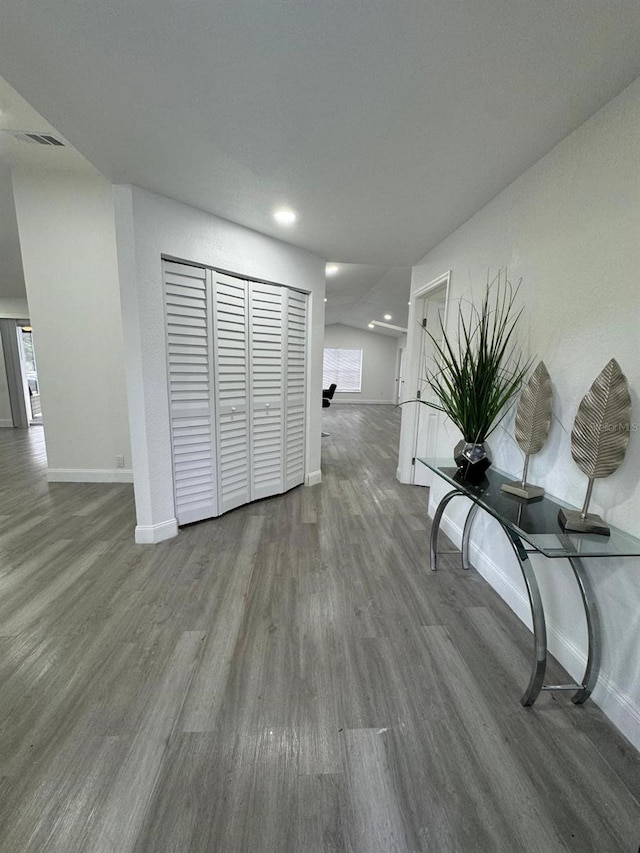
top-left (284, 289), bottom-right (307, 490)
top-left (249, 281), bottom-right (285, 500)
top-left (412, 286), bottom-right (448, 486)
top-left (164, 261), bottom-right (218, 524)
top-left (167, 263), bottom-right (308, 524)
top-left (213, 271), bottom-right (251, 514)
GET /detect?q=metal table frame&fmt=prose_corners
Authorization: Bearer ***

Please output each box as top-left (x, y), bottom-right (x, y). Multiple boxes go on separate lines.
top-left (429, 483), bottom-right (602, 708)
top-left (418, 452), bottom-right (640, 707)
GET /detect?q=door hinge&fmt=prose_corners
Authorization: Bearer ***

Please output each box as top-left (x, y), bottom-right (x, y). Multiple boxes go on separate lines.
top-left (411, 457), bottom-right (416, 465)
top-left (422, 318), bottom-right (427, 328)
top-left (416, 390), bottom-right (421, 400)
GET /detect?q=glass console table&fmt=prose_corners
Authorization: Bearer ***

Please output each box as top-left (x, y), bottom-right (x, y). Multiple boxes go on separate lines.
top-left (418, 458), bottom-right (640, 707)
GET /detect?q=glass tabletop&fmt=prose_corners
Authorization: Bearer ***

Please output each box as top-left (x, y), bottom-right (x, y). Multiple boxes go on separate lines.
top-left (417, 458), bottom-right (640, 559)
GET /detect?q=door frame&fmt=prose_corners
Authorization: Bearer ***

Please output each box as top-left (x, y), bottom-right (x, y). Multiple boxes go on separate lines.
top-left (397, 270), bottom-right (451, 484)
top-left (411, 280), bottom-right (450, 484)
top-left (394, 345), bottom-right (406, 405)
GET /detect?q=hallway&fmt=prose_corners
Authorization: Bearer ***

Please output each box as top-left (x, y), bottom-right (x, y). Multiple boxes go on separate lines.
top-left (0, 409), bottom-right (638, 852)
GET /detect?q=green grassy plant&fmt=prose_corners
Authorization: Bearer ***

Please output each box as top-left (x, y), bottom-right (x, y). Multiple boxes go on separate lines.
top-left (420, 271), bottom-right (532, 443)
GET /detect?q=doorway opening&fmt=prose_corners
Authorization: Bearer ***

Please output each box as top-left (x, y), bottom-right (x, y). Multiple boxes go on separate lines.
top-left (18, 325), bottom-right (42, 425)
top-left (411, 275), bottom-right (450, 486)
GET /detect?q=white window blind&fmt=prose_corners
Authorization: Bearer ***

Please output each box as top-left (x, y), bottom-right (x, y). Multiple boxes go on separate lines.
top-left (323, 348), bottom-right (362, 393)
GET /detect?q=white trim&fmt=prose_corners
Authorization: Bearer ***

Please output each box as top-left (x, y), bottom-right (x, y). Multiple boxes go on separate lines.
top-left (46, 468), bottom-right (134, 483)
top-left (0, 419), bottom-right (14, 428)
top-left (438, 512), bottom-right (532, 624)
top-left (397, 269), bottom-right (451, 484)
top-left (592, 673), bottom-right (640, 750)
top-left (413, 270), bottom-right (452, 302)
top-left (305, 469), bottom-right (322, 487)
top-left (331, 399), bottom-right (395, 405)
top-left (437, 511), bottom-right (640, 751)
top-left (135, 518), bottom-right (179, 544)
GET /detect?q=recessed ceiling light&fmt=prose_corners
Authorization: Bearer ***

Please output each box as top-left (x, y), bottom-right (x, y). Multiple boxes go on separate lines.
top-left (384, 314), bottom-right (392, 321)
top-left (273, 208), bottom-right (297, 226)
top-left (407, 301), bottom-right (411, 306)
top-left (324, 298), bottom-right (327, 302)
top-left (325, 264), bottom-right (339, 276)
top-left (368, 323), bottom-right (375, 329)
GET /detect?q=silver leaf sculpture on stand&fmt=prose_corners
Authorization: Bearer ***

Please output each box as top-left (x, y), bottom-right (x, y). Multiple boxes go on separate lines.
top-left (501, 360), bottom-right (553, 500)
top-left (558, 358), bottom-right (632, 535)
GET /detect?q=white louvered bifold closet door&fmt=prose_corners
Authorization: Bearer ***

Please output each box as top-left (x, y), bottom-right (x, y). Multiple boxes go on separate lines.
top-left (249, 282), bottom-right (285, 500)
top-left (284, 289), bottom-right (307, 490)
top-left (212, 272), bottom-right (251, 514)
top-left (164, 261), bottom-right (218, 525)
top-left (166, 263), bottom-right (309, 525)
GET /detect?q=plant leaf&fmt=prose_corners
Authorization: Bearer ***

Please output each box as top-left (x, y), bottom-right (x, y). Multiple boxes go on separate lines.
top-left (571, 359), bottom-right (631, 479)
top-left (515, 360), bottom-right (553, 455)
top-left (418, 270), bottom-right (532, 441)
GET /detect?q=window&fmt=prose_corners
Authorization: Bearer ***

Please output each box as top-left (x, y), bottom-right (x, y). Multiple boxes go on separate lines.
top-left (323, 347), bottom-right (363, 393)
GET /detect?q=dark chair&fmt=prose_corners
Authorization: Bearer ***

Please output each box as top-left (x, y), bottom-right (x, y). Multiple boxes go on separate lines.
top-left (321, 383), bottom-right (337, 435)
top-left (322, 383), bottom-right (337, 408)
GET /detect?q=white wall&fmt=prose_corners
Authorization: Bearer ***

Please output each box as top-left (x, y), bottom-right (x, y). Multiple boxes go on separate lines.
top-left (324, 324), bottom-right (398, 404)
top-left (113, 185), bottom-right (326, 544)
top-left (11, 169), bottom-right (132, 480)
top-left (0, 298), bottom-right (29, 318)
top-left (400, 78), bottom-right (640, 748)
top-left (0, 163), bottom-right (27, 299)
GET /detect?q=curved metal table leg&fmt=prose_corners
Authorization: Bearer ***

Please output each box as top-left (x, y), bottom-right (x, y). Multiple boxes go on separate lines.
top-left (567, 557), bottom-right (601, 704)
top-left (430, 489), bottom-right (463, 571)
top-left (461, 503), bottom-right (479, 570)
top-left (504, 528), bottom-right (547, 707)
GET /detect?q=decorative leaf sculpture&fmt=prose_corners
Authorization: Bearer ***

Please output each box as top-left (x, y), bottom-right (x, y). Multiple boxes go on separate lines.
top-left (514, 360), bottom-right (553, 456)
top-left (571, 359), bottom-right (631, 479)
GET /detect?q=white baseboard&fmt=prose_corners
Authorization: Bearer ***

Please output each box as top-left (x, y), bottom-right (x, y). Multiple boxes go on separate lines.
top-left (592, 673), bottom-right (640, 749)
top-left (438, 513), bottom-right (640, 751)
top-left (0, 419), bottom-right (14, 428)
top-left (305, 469), bottom-right (322, 487)
top-left (332, 399), bottom-right (396, 405)
top-left (47, 468), bottom-right (134, 483)
top-left (396, 466), bottom-right (414, 484)
top-left (135, 518), bottom-right (178, 544)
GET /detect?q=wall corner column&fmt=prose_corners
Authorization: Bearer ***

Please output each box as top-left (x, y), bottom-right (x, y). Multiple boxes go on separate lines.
top-left (113, 185), bottom-right (178, 543)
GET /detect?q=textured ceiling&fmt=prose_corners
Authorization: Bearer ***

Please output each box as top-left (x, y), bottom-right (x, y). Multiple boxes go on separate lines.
top-left (325, 265), bottom-right (412, 336)
top-left (1, 0), bottom-right (640, 324)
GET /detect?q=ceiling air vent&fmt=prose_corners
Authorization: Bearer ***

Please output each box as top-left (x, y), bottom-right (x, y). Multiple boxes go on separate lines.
top-left (10, 131), bottom-right (65, 146)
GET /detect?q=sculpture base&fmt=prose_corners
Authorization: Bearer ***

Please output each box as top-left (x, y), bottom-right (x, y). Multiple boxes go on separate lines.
top-left (500, 481), bottom-right (544, 501)
top-left (558, 508), bottom-right (610, 536)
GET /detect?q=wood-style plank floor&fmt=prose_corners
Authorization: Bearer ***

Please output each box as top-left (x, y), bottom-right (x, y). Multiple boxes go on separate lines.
top-left (0, 410), bottom-right (639, 853)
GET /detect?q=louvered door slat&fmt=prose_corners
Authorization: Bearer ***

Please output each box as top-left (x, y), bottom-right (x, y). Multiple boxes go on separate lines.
top-left (284, 289), bottom-right (308, 490)
top-left (164, 261), bottom-right (218, 525)
top-left (249, 281), bottom-right (285, 500)
top-left (213, 272), bottom-right (250, 514)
